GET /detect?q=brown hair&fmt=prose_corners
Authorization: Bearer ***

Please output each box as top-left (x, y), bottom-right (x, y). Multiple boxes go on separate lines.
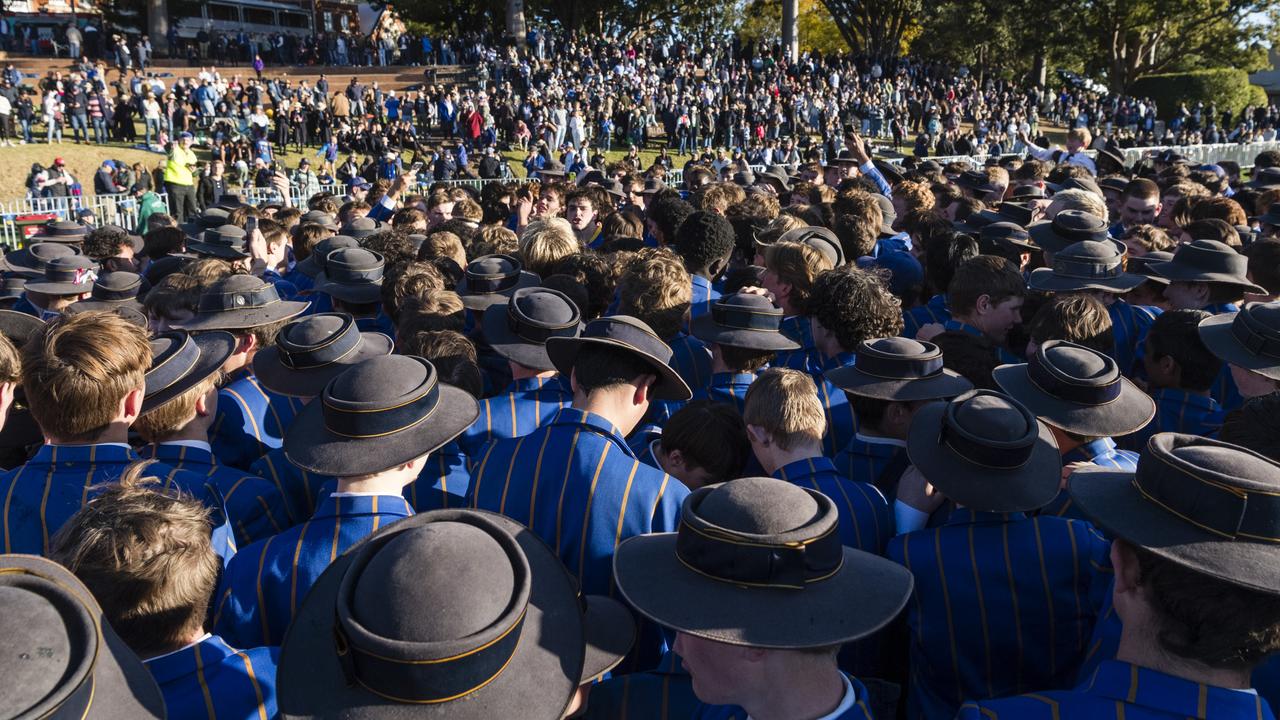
top-left (895, 180), bottom-right (936, 213)
top-left (948, 256), bottom-right (1025, 316)
top-left (184, 258), bottom-right (238, 286)
top-left (698, 183), bottom-right (746, 214)
top-left (382, 261), bottom-right (445, 323)
top-left (22, 312), bottom-right (151, 442)
top-left (762, 241), bottom-right (834, 314)
top-left (1123, 224), bottom-right (1175, 253)
top-left (50, 461), bottom-right (220, 658)
top-left (1027, 294), bottom-right (1114, 353)
top-left (470, 225), bottom-right (519, 259)
top-left (144, 273), bottom-right (201, 327)
top-left (397, 290), bottom-right (466, 337)
top-left (292, 223), bottom-right (334, 263)
top-left (807, 267), bottom-right (904, 351)
top-left (133, 374), bottom-right (218, 443)
top-left (660, 400), bottom-right (750, 485)
top-left (418, 231), bottom-right (467, 268)
top-left (743, 368), bottom-right (826, 451)
top-left (617, 247), bottom-right (691, 339)
top-left (0, 333), bottom-right (19, 384)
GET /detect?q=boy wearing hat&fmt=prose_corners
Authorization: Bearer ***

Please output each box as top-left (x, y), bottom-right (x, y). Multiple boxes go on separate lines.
top-left (744, 367), bottom-right (892, 555)
top-left (890, 389), bottom-right (1112, 719)
top-left (313, 246), bottom-right (395, 336)
top-left (0, 312), bottom-right (171, 555)
top-left (214, 354), bottom-right (478, 648)
top-left (172, 274), bottom-right (309, 471)
top-left (689, 291), bottom-right (800, 412)
top-left (20, 255), bottom-right (99, 321)
top-left (617, 247), bottom-right (714, 396)
top-left (1199, 301), bottom-right (1280, 401)
top-left (960, 434), bottom-right (1280, 719)
top-left (672, 211), bottom-right (734, 319)
top-left (1130, 309), bottom-right (1224, 448)
top-left (0, 554), bottom-right (167, 718)
top-left (458, 287), bottom-right (580, 458)
top-left (468, 315), bottom-right (693, 597)
top-left (805, 266), bottom-right (905, 457)
top-left (1026, 239), bottom-right (1161, 375)
top-left (135, 331), bottom-right (292, 544)
top-left (614, 476), bottom-right (914, 720)
top-left (994, 340), bottom-right (1156, 518)
top-left (829, 337), bottom-right (973, 495)
top-left (51, 463), bottom-right (279, 720)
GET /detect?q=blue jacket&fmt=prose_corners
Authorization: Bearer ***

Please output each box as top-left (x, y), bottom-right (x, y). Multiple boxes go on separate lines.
top-left (1107, 301), bottom-right (1160, 376)
top-left (776, 315), bottom-right (822, 374)
top-left (944, 319), bottom-right (1020, 364)
top-left (690, 274), bottom-right (721, 320)
top-left (0, 444), bottom-right (225, 556)
top-left (903, 294), bottom-right (950, 339)
top-left (458, 375), bottom-right (573, 459)
top-left (888, 509), bottom-right (1112, 719)
top-left (1040, 438), bottom-right (1139, 520)
top-left (468, 408), bottom-right (688, 595)
top-left (141, 443), bottom-right (292, 542)
top-left (1205, 302), bottom-right (1244, 412)
top-left (774, 457), bottom-right (891, 555)
top-left (834, 434), bottom-right (906, 496)
top-left (814, 352), bottom-right (860, 459)
top-left (213, 493), bottom-right (414, 648)
top-left (581, 650), bottom-right (698, 720)
top-left (668, 331), bottom-right (714, 395)
top-left (1124, 388), bottom-right (1222, 452)
top-left (249, 446), bottom-right (332, 523)
top-left (690, 371), bottom-right (756, 414)
top-left (143, 635), bottom-right (279, 720)
top-left (211, 369), bottom-right (303, 471)
top-left (957, 660), bottom-right (1275, 720)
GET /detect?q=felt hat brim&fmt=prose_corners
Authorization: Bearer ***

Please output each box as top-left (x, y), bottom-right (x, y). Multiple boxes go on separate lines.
top-left (826, 365), bottom-right (973, 402)
top-left (458, 272), bottom-right (541, 311)
top-left (906, 400), bottom-right (1062, 512)
top-left (1146, 260), bottom-right (1267, 296)
top-left (1027, 222), bottom-right (1076, 253)
top-left (613, 536), bottom-right (913, 648)
top-left (64, 299), bottom-right (146, 316)
top-left (314, 277), bottom-right (384, 305)
top-left (0, 310), bottom-right (45, 346)
top-left (545, 336), bottom-right (692, 402)
top-left (1027, 267), bottom-right (1146, 294)
top-left (1198, 311), bottom-right (1280, 382)
top-left (186, 241), bottom-right (250, 260)
top-left (170, 300), bottom-right (310, 331)
top-left (293, 255), bottom-right (322, 279)
top-left (581, 595), bottom-right (636, 682)
top-left (0, 555), bottom-right (166, 719)
top-left (253, 332), bottom-right (395, 398)
top-left (481, 303), bottom-right (577, 372)
top-left (22, 279), bottom-right (94, 296)
top-left (277, 511), bottom-right (585, 720)
top-left (283, 383), bottom-right (479, 477)
top-left (142, 331), bottom-right (238, 414)
top-left (993, 364), bottom-right (1156, 437)
top-left (689, 312), bottom-right (800, 352)
top-left (1068, 465), bottom-right (1280, 595)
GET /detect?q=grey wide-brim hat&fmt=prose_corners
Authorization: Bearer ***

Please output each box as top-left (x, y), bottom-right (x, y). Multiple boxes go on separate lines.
top-left (481, 287), bottom-right (582, 372)
top-left (171, 275), bottom-right (310, 331)
top-left (614, 477), bottom-right (913, 649)
top-left (254, 313), bottom-right (395, 398)
top-left (1198, 302), bottom-right (1280, 382)
top-left (907, 390), bottom-right (1062, 512)
top-left (142, 331), bottom-right (238, 414)
top-left (546, 315), bottom-right (692, 402)
top-left (827, 337), bottom-right (973, 401)
top-left (278, 509), bottom-right (586, 720)
top-left (1068, 433), bottom-right (1280, 595)
top-left (0, 554), bottom-right (166, 719)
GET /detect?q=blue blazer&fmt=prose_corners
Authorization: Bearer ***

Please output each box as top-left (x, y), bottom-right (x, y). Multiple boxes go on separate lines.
top-left (468, 408), bottom-right (688, 595)
top-left (458, 375), bottom-right (573, 459)
top-left (690, 372), bottom-right (756, 414)
top-left (1040, 438), bottom-right (1139, 520)
top-left (211, 370), bottom-right (303, 471)
top-left (212, 493), bottom-right (414, 648)
top-left (773, 456), bottom-right (891, 555)
top-left (143, 635), bottom-right (278, 720)
top-left (581, 650), bottom-right (698, 720)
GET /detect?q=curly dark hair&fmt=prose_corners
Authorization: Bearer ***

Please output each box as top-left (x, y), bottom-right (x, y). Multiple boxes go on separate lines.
top-left (550, 252), bottom-right (617, 321)
top-left (82, 226), bottom-right (134, 261)
top-left (648, 196), bottom-right (696, 246)
top-left (673, 211), bottom-right (736, 275)
top-left (807, 267), bottom-right (903, 351)
top-left (359, 229), bottom-right (418, 270)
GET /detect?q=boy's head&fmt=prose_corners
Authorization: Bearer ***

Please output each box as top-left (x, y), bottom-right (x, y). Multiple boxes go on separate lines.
top-left (519, 218), bottom-right (579, 279)
top-left (761, 241), bottom-right (834, 316)
top-left (948, 255), bottom-right (1026, 344)
top-left (1026, 293), bottom-right (1113, 357)
top-left (657, 400), bottom-right (750, 490)
top-left (673, 211), bottom-right (735, 279)
top-left (617, 248), bottom-right (692, 340)
top-left (51, 462), bottom-right (220, 658)
top-left (1143, 308), bottom-right (1221, 392)
top-left (564, 188), bottom-right (599, 234)
top-left (133, 371), bottom-right (219, 444)
top-left (807, 267), bottom-right (903, 356)
top-left (743, 368), bottom-right (825, 468)
top-left (22, 312), bottom-right (150, 443)
top-left (396, 289), bottom-right (467, 340)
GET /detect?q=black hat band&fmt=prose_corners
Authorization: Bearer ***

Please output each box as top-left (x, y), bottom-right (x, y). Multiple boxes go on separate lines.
top-left (332, 515), bottom-right (530, 703)
top-left (466, 272), bottom-right (520, 294)
top-left (710, 304), bottom-right (783, 332)
top-left (854, 349), bottom-right (944, 380)
top-left (1051, 255), bottom-right (1124, 281)
top-left (92, 284), bottom-right (141, 302)
top-left (321, 374), bottom-right (440, 439)
top-left (1230, 308), bottom-right (1280, 360)
top-left (506, 308), bottom-right (578, 345)
top-left (1026, 352), bottom-right (1122, 406)
top-left (278, 315), bottom-right (363, 370)
top-left (202, 233), bottom-right (245, 247)
top-left (1132, 453), bottom-right (1280, 543)
top-left (938, 391), bottom-right (1037, 470)
top-left (198, 284), bottom-right (282, 314)
top-left (326, 265), bottom-right (384, 285)
top-left (673, 489), bottom-right (844, 590)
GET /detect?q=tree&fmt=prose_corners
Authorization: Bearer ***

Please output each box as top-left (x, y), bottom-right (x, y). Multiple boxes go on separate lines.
top-left (820, 0), bottom-right (921, 59)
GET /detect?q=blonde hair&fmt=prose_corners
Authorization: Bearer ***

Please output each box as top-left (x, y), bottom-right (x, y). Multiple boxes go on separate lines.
top-left (519, 217), bottom-right (579, 277)
top-left (1048, 189), bottom-right (1109, 222)
top-left (762, 241), bottom-right (835, 314)
top-left (133, 374), bottom-right (219, 442)
top-left (743, 368), bottom-right (826, 450)
top-left (617, 247), bottom-right (692, 339)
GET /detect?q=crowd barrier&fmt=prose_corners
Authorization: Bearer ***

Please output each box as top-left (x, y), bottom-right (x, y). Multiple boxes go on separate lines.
top-left (0, 193), bottom-right (170, 249)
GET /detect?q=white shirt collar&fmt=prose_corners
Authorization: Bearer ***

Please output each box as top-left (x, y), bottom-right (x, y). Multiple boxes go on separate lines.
top-left (747, 674), bottom-right (856, 720)
top-left (160, 439), bottom-right (212, 453)
top-left (48, 442), bottom-right (131, 450)
top-left (854, 431), bottom-right (907, 448)
top-left (144, 633), bottom-right (213, 663)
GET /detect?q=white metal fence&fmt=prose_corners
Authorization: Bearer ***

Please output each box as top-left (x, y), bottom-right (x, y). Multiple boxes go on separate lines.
top-left (0, 193), bottom-right (170, 249)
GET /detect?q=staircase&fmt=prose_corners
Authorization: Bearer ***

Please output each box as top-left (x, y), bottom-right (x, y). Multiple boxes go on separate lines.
top-left (0, 53), bottom-right (477, 92)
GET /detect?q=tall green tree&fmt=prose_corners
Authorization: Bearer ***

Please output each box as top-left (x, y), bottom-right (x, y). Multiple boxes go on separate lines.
top-left (819, 0), bottom-right (920, 59)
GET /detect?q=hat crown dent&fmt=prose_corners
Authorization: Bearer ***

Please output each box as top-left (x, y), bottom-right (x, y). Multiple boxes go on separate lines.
top-left (285, 313), bottom-right (347, 346)
top-left (699, 477), bottom-right (821, 535)
top-left (1161, 438), bottom-right (1280, 495)
top-left (515, 290), bottom-right (578, 325)
top-left (954, 394), bottom-right (1035, 443)
top-left (331, 355), bottom-right (428, 404)
top-left (470, 254), bottom-right (521, 276)
top-left (0, 586), bottom-right (73, 709)
top-left (353, 523), bottom-right (516, 643)
top-left (1041, 342), bottom-right (1116, 384)
top-left (868, 336), bottom-right (929, 356)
